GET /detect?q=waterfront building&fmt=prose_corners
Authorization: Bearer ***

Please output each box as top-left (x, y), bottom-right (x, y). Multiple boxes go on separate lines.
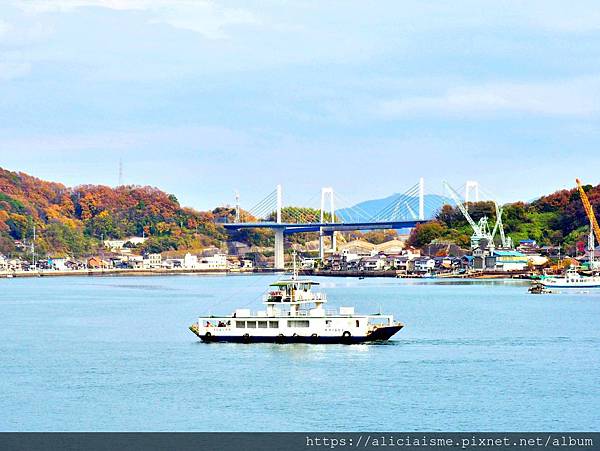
top-left (386, 254), bottom-right (410, 273)
top-left (162, 258), bottom-right (183, 269)
top-left (358, 255), bottom-right (387, 271)
top-left (372, 239), bottom-right (406, 256)
top-left (47, 257), bottom-right (70, 271)
top-left (127, 255), bottom-right (144, 269)
top-left (87, 257), bottom-right (111, 269)
top-left (143, 253), bottom-right (162, 269)
top-left (183, 253), bottom-right (199, 269)
top-left (472, 250), bottom-right (530, 271)
top-left (197, 253), bottom-right (227, 270)
top-left (413, 257), bottom-right (436, 273)
top-left (337, 240), bottom-right (375, 256)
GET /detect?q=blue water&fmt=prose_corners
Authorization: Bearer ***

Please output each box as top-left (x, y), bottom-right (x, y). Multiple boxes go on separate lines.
top-left (0, 274), bottom-right (598, 431)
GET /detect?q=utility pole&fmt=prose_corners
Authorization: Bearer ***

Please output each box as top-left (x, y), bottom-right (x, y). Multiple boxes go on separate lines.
top-left (235, 190), bottom-right (241, 223)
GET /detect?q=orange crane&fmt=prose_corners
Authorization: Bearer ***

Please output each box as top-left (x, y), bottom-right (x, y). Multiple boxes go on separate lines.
top-left (576, 178), bottom-right (600, 245)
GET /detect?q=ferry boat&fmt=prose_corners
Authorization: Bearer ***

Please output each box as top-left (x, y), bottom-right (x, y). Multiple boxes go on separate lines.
top-left (189, 260), bottom-right (404, 344)
top-left (540, 267), bottom-right (600, 289)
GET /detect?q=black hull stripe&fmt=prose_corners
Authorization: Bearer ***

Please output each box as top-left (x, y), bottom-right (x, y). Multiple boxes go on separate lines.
top-left (196, 325), bottom-right (403, 344)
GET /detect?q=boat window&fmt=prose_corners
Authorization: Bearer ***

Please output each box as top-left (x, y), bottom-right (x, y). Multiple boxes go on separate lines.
top-left (268, 321), bottom-right (279, 328)
top-left (246, 321), bottom-right (256, 328)
top-left (356, 320), bottom-right (360, 327)
top-left (288, 320), bottom-right (310, 328)
top-left (235, 321), bottom-right (245, 329)
top-left (258, 321), bottom-right (268, 328)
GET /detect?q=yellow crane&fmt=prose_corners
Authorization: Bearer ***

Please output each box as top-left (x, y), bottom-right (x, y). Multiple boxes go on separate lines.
top-left (576, 178), bottom-right (600, 245)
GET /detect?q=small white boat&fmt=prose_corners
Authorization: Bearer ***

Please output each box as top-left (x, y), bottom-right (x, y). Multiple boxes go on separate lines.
top-left (540, 267), bottom-right (600, 289)
top-left (189, 258), bottom-right (404, 344)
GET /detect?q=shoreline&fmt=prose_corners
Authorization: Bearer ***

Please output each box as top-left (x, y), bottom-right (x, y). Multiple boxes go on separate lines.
top-left (1, 268), bottom-right (533, 279)
top-left (0, 268), bottom-right (274, 278)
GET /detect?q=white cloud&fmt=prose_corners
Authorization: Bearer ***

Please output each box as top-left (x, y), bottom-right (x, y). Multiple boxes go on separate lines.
top-left (0, 61), bottom-right (31, 80)
top-left (0, 20), bottom-right (9, 38)
top-left (520, 1), bottom-right (600, 33)
top-left (377, 77), bottom-right (600, 118)
top-left (0, 125), bottom-right (252, 153)
top-left (13, 0), bottom-right (261, 39)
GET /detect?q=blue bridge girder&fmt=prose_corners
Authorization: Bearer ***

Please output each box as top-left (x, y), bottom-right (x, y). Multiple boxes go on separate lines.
top-left (223, 220), bottom-right (425, 235)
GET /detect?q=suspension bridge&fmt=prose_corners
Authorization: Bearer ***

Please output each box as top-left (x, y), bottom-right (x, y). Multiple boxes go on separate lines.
top-left (223, 178), bottom-right (455, 269)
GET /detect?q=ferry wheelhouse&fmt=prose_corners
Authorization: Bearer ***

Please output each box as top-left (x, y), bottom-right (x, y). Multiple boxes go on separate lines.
top-left (189, 275), bottom-right (403, 344)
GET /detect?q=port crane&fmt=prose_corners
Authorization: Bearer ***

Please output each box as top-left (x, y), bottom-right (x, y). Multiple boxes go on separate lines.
top-left (491, 201), bottom-right (513, 249)
top-left (444, 181), bottom-right (494, 250)
top-left (576, 178), bottom-right (600, 270)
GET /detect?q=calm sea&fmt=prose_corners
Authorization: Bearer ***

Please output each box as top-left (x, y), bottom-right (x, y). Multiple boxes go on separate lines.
top-left (0, 274), bottom-right (598, 431)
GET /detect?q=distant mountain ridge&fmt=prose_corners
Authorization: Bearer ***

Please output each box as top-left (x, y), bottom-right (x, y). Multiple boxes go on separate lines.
top-left (336, 193), bottom-right (454, 222)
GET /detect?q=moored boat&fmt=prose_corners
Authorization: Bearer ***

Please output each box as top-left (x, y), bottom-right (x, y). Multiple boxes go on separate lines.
top-left (540, 267), bottom-right (600, 289)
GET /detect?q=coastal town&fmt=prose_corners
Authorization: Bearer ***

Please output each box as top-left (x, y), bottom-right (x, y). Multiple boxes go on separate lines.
top-left (1, 231), bottom-right (590, 279)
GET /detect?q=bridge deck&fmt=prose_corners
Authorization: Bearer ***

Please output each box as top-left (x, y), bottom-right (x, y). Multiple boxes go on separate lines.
top-left (223, 220), bottom-right (423, 234)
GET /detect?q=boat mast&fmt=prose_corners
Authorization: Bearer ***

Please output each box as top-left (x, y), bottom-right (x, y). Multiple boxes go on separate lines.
top-left (291, 250), bottom-right (298, 280)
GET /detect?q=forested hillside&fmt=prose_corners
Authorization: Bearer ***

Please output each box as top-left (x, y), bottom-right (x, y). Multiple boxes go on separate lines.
top-left (408, 183), bottom-right (600, 251)
top-left (0, 167), bottom-right (232, 256)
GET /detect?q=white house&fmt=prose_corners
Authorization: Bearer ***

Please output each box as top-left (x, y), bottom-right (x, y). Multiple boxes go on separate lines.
top-left (48, 257), bottom-right (70, 271)
top-left (128, 255), bottom-right (144, 269)
top-left (143, 253), bottom-right (162, 269)
top-left (0, 255), bottom-right (7, 272)
top-left (197, 253), bottom-right (227, 270)
top-left (104, 239), bottom-right (126, 251)
top-left (126, 236), bottom-right (147, 246)
top-left (104, 236), bottom-right (147, 252)
top-left (358, 255), bottom-right (387, 271)
top-left (413, 258), bottom-right (435, 273)
top-left (162, 258), bottom-right (183, 269)
top-left (183, 253), bottom-right (199, 269)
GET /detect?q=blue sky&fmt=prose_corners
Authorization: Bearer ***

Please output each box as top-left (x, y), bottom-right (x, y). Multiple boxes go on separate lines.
top-left (0, 1), bottom-right (599, 211)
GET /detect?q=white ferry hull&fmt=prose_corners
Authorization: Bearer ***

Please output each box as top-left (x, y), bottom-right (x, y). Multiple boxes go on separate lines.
top-left (190, 323), bottom-right (403, 344)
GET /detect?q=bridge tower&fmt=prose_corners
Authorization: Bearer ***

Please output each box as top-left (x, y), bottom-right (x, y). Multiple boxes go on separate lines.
top-left (319, 187), bottom-right (336, 260)
top-left (274, 184), bottom-right (285, 270)
top-left (465, 180), bottom-right (480, 203)
top-left (234, 190), bottom-right (240, 223)
top-left (418, 177), bottom-right (425, 220)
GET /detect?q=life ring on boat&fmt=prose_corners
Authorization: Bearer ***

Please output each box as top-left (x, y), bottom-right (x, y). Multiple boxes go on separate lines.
top-left (342, 331), bottom-right (352, 342)
top-left (310, 333), bottom-right (318, 342)
top-left (276, 333), bottom-right (285, 343)
top-left (204, 331), bottom-right (212, 341)
top-left (243, 333), bottom-right (251, 343)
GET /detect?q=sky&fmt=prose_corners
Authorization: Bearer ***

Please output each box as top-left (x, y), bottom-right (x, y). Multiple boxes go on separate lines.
top-left (1, 0), bottom-right (600, 211)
